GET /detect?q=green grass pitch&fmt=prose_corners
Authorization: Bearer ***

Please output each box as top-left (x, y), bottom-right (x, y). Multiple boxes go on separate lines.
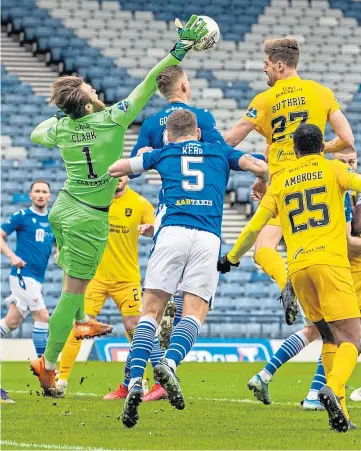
top-left (1, 361), bottom-right (361, 450)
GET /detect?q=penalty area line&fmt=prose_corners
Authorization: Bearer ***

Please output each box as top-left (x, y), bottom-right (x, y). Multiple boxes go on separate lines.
top-left (0, 440), bottom-right (121, 451)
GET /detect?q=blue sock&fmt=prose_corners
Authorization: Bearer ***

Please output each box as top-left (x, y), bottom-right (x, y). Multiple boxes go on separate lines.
top-left (306, 354), bottom-right (326, 400)
top-left (32, 322), bottom-right (49, 357)
top-left (260, 331), bottom-right (308, 382)
top-left (130, 316), bottom-right (157, 383)
top-left (173, 293), bottom-right (183, 327)
top-left (150, 336), bottom-right (165, 368)
top-left (165, 315), bottom-right (201, 369)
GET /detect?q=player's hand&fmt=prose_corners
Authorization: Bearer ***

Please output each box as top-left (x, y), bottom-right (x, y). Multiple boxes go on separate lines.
top-left (138, 224), bottom-right (155, 237)
top-left (251, 178), bottom-right (268, 201)
top-left (170, 15), bottom-right (208, 61)
top-left (217, 254), bottom-right (239, 274)
top-left (137, 146), bottom-right (153, 156)
top-left (9, 253), bottom-right (26, 268)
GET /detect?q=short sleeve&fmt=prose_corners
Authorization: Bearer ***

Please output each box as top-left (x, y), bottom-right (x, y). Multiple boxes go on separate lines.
top-left (141, 198), bottom-right (155, 225)
top-left (344, 193), bottom-right (352, 223)
top-left (243, 92), bottom-right (268, 133)
top-left (142, 148), bottom-right (162, 171)
top-left (259, 190), bottom-right (278, 217)
top-left (324, 86), bottom-right (340, 116)
top-left (1, 210), bottom-right (24, 236)
top-left (333, 160), bottom-right (361, 193)
top-left (227, 148), bottom-right (245, 171)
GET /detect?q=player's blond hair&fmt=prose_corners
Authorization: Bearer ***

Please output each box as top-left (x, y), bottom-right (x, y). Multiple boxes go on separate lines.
top-left (166, 109), bottom-right (197, 139)
top-left (156, 66), bottom-right (185, 98)
top-left (264, 37), bottom-right (300, 68)
top-left (50, 75), bottom-right (92, 119)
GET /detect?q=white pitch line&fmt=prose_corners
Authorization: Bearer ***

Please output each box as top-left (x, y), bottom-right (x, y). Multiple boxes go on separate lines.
top-left (0, 440), bottom-right (122, 451)
top-left (7, 390), bottom-right (361, 409)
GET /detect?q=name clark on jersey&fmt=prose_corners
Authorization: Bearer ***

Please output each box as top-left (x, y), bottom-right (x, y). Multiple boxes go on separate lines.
top-left (71, 131), bottom-right (97, 143)
top-left (285, 171), bottom-right (323, 187)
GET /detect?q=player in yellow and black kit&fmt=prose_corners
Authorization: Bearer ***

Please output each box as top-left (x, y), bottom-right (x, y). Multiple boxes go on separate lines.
top-left (56, 177), bottom-right (156, 397)
top-left (225, 37), bottom-right (354, 324)
top-left (218, 125), bottom-right (361, 433)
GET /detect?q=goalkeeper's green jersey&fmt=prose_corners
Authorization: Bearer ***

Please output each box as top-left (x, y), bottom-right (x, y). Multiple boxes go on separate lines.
top-left (31, 54), bottom-right (179, 208)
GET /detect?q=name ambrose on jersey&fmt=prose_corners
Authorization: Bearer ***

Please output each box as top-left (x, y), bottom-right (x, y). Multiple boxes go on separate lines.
top-left (285, 171), bottom-right (323, 187)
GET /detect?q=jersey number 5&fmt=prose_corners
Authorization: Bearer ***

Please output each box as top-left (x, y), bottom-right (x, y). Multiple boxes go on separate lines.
top-left (181, 156), bottom-right (204, 191)
top-left (82, 146), bottom-right (98, 179)
top-left (285, 186), bottom-right (330, 234)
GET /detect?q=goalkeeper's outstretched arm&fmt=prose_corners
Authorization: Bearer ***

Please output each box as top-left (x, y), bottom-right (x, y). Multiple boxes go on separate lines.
top-left (109, 15), bottom-right (208, 128)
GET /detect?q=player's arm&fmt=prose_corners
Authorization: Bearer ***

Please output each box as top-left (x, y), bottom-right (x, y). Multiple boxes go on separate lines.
top-left (352, 194), bottom-right (361, 236)
top-left (108, 16), bottom-right (208, 128)
top-left (224, 119), bottom-right (256, 147)
top-left (346, 222), bottom-right (361, 252)
top-left (324, 111), bottom-right (354, 154)
top-left (229, 150), bottom-right (268, 181)
top-left (30, 117), bottom-right (58, 148)
top-left (108, 149), bottom-right (161, 177)
top-left (138, 199), bottom-right (155, 237)
top-left (0, 229), bottom-right (26, 268)
top-left (217, 205), bottom-right (274, 273)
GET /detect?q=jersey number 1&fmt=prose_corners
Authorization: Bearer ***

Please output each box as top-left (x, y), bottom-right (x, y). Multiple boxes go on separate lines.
top-left (82, 146), bottom-right (98, 179)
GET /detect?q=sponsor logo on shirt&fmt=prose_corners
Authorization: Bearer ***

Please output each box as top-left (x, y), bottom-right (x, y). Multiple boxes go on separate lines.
top-left (117, 101), bottom-right (129, 112)
top-left (246, 107), bottom-right (257, 119)
top-left (293, 247), bottom-right (304, 260)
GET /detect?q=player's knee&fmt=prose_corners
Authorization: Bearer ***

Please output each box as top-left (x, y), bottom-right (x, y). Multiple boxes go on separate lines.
top-left (32, 309), bottom-right (49, 323)
top-left (123, 316), bottom-right (139, 333)
top-left (5, 315), bottom-right (22, 330)
top-left (302, 325), bottom-right (320, 342)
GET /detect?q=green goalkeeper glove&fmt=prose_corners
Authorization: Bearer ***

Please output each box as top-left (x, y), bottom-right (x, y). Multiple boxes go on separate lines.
top-left (170, 14), bottom-right (208, 61)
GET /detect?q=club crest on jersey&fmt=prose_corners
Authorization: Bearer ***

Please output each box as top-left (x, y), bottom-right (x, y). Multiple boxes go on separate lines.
top-left (117, 101), bottom-right (129, 112)
top-left (125, 208), bottom-right (132, 217)
top-left (246, 107), bottom-right (257, 119)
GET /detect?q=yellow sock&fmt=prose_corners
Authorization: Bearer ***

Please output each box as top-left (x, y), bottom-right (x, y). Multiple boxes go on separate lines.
top-left (59, 329), bottom-right (82, 381)
top-left (328, 342), bottom-right (358, 419)
top-left (321, 343), bottom-right (349, 419)
top-left (254, 247), bottom-right (287, 290)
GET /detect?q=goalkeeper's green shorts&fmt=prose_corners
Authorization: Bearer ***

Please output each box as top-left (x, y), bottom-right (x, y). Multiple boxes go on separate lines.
top-left (49, 190), bottom-right (109, 280)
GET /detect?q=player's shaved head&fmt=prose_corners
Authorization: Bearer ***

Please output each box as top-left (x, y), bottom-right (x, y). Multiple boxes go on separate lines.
top-left (51, 75), bottom-right (105, 119)
top-left (293, 124), bottom-right (324, 157)
top-left (157, 66), bottom-right (190, 100)
top-left (264, 38), bottom-right (300, 68)
top-left (166, 110), bottom-right (198, 140)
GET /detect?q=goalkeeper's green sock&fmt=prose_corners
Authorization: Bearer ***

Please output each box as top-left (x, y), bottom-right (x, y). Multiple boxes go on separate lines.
top-left (44, 292), bottom-right (84, 366)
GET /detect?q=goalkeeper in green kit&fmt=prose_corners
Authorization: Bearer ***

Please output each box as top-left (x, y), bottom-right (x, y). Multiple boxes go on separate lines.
top-left (29, 15), bottom-right (208, 397)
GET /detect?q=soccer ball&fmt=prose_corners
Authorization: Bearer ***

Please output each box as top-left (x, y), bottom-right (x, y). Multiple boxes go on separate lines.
top-left (194, 16), bottom-right (220, 51)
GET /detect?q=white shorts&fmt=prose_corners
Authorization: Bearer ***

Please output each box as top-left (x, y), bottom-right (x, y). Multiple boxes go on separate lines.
top-left (144, 226), bottom-right (220, 306)
top-left (298, 301), bottom-right (313, 327)
top-left (5, 275), bottom-right (46, 318)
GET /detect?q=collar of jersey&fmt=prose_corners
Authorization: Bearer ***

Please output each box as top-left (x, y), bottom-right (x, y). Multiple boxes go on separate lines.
top-left (29, 206), bottom-right (48, 216)
top-left (274, 76), bottom-right (300, 86)
top-left (173, 139), bottom-right (200, 146)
